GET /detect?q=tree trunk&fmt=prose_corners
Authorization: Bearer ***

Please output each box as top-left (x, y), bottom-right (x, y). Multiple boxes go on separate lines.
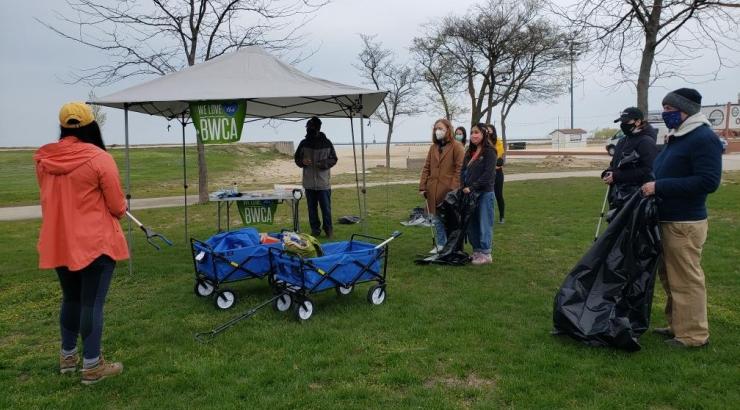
top-left (500, 112), bottom-right (507, 157)
top-left (197, 141), bottom-right (209, 204)
top-left (636, 4), bottom-right (661, 113)
top-left (636, 40), bottom-right (657, 113)
top-left (385, 122), bottom-right (394, 169)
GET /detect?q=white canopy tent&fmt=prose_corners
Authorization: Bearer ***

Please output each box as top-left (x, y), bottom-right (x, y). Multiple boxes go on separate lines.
top-left (91, 46), bottom-right (387, 272)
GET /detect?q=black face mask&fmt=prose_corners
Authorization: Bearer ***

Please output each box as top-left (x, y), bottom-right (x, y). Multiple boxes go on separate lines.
top-left (620, 122), bottom-right (638, 136)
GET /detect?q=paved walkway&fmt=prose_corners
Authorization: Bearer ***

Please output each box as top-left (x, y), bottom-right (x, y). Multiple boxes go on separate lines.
top-left (0, 170), bottom-right (603, 221)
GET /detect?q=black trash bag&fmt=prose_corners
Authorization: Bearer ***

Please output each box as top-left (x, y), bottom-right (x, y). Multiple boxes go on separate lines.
top-left (338, 215), bottom-right (361, 224)
top-left (552, 191), bottom-right (661, 351)
top-left (415, 189), bottom-right (479, 265)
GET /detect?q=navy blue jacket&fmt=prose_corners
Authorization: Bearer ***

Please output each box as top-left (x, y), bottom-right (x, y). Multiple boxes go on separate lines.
top-left (461, 145), bottom-right (496, 193)
top-left (654, 123), bottom-right (722, 221)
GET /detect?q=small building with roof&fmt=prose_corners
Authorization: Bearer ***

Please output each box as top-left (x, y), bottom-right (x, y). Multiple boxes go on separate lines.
top-left (550, 128), bottom-right (588, 149)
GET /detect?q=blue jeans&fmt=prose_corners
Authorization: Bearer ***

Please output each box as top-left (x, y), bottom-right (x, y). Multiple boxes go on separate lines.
top-left (467, 191), bottom-right (495, 254)
top-left (56, 255), bottom-right (116, 361)
top-left (432, 215), bottom-right (447, 247)
top-left (305, 189), bottom-right (332, 235)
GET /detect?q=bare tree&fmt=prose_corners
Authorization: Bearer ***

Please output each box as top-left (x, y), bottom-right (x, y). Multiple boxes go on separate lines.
top-left (496, 21), bottom-right (579, 147)
top-left (88, 90), bottom-right (108, 129)
top-left (440, 0), bottom-right (559, 127)
top-left (410, 31), bottom-right (467, 122)
top-left (414, 0), bottom-right (571, 146)
top-left (555, 0), bottom-right (740, 113)
top-left (356, 34), bottom-right (422, 169)
top-left (40, 0), bottom-right (327, 203)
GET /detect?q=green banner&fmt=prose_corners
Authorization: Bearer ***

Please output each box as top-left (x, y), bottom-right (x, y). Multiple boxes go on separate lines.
top-left (236, 200), bottom-right (278, 225)
top-left (189, 100), bottom-right (246, 144)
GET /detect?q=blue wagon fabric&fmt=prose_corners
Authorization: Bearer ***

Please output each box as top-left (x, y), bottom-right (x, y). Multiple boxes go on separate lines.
top-left (273, 241), bottom-right (382, 292)
top-left (193, 228), bottom-right (280, 282)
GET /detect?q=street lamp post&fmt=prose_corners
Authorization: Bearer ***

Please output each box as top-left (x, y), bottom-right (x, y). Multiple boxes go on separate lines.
top-left (569, 40), bottom-right (574, 130)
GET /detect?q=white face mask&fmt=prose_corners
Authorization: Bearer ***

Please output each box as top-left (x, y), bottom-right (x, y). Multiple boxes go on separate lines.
top-left (434, 129), bottom-right (445, 140)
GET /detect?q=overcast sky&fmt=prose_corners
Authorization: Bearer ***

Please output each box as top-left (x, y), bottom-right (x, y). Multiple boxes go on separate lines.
top-left (1, 0), bottom-right (738, 148)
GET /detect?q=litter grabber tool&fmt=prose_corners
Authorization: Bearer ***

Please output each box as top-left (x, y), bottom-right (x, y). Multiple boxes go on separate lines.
top-left (617, 150), bottom-right (640, 169)
top-left (423, 198), bottom-right (437, 251)
top-left (126, 211), bottom-right (173, 251)
top-left (593, 185), bottom-right (610, 242)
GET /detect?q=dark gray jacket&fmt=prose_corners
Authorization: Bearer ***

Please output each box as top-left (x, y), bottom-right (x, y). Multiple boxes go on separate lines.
top-left (294, 131), bottom-right (338, 190)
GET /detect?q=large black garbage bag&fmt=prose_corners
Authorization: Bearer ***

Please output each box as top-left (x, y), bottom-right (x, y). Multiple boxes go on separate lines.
top-left (415, 189), bottom-right (479, 265)
top-left (552, 192), bottom-right (661, 351)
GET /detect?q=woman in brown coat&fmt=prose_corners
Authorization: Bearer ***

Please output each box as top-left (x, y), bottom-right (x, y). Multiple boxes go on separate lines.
top-left (419, 118), bottom-right (465, 253)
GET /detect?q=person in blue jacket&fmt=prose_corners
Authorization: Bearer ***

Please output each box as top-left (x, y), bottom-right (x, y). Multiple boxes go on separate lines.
top-left (641, 88), bottom-right (722, 348)
top-left (460, 123), bottom-right (497, 265)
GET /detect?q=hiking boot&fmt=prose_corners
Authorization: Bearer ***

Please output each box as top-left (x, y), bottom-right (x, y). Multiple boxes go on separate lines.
top-left (81, 357), bottom-right (123, 385)
top-left (664, 338), bottom-right (709, 349)
top-left (60, 353), bottom-right (79, 374)
top-left (652, 327), bottom-right (674, 338)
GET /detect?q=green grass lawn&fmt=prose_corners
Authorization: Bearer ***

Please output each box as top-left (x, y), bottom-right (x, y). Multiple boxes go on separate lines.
top-left (1, 175), bottom-right (738, 409)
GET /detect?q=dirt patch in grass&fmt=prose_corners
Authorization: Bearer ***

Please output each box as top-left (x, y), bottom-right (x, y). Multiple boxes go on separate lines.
top-left (537, 155), bottom-right (606, 169)
top-left (424, 373), bottom-right (496, 390)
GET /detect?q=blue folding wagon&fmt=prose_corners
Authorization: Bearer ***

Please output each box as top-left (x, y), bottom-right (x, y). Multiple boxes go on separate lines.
top-left (190, 228), bottom-right (281, 310)
top-left (269, 232), bottom-right (401, 321)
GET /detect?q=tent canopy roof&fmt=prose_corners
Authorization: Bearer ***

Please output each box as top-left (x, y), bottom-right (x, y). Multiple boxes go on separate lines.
top-left (91, 46), bottom-right (386, 120)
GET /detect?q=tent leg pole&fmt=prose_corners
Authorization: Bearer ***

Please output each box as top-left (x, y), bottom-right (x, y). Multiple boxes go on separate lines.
top-left (181, 116), bottom-right (188, 244)
top-left (124, 103), bottom-right (133, 275)
top-left (349, 112), bottom-right (363, 221)
top-left (359, 96), bottom-right (367, 233)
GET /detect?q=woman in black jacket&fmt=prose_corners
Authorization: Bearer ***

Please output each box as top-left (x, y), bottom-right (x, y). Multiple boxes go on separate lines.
top-left (461, 123), bottom-right (497, 265)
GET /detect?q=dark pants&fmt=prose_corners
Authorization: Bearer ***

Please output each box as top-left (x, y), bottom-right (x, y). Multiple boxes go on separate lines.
top-left (305, 189), bottom-right (332, 235)
top-left (55, 255), bottom-right (115, 360)
top-left (494, 169), bottom-right (505, 221)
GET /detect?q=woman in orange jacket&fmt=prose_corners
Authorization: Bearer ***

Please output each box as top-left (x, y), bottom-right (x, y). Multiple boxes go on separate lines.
top-left (35, 102), bottom-right (128, 384)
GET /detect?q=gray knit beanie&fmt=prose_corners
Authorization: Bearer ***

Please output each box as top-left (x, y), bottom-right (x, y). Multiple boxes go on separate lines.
top-left (662, 88), bottom-right (702, 116)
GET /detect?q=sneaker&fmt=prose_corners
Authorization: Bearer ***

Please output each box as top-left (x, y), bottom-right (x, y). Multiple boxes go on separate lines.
top-left (81, 357), bottom-right (123, 385)
top-left (471, 253), bottom-right (492, 265)
top-left (60, 353), bottom-right (79, 374)
top-left (664, 338), bottom-right (709, 349)
top-left (652, 327), bottom-right (674, 338)
top-left (498, 218), bottom-right (505, 224)
top-left (429, 245), bottom-right (443, 254)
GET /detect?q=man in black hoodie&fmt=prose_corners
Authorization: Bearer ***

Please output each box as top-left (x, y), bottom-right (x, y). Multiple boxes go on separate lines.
top-left (294, 117), bottom-right (338, 238)
top-left (602, 107), bottom-right (658, 212)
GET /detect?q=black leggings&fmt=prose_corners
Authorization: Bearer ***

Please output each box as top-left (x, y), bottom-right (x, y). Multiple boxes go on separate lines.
top-left (56, 255), bottom-right (116, 360)
top-left (494, 169), bottom-right (505, 221)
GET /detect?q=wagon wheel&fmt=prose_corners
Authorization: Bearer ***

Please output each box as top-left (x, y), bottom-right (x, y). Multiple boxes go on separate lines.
top-left (367, 284), bottom-right (386, 305)
top-left (293, 297), bottom-right (314, 322)
top-left (272, 293), bottom-right (293, 312)
top-left (214, 288), bottom-right (237, 310)
top-left (335, 284), bottom-right (354, 296)
top-left (194, 279), bottom-right (215, 297)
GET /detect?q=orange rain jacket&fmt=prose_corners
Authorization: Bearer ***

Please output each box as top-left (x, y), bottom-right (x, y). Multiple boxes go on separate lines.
top-left (34, 137), bottom-right (129, 271)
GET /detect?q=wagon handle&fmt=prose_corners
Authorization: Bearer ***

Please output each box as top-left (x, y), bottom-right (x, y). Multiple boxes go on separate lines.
top-left (374, 231), bottom-right (402, 250)
top-left (194, 292), bottom-right (286, 343)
